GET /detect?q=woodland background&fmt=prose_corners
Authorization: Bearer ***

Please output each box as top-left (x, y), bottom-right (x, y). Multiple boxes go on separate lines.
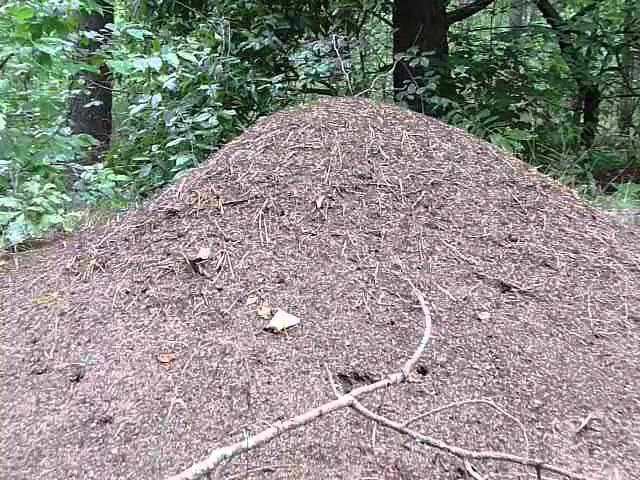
top-left (0, 0), bottom-right (638, 248)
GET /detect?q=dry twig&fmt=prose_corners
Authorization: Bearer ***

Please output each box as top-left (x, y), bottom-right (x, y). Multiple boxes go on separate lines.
top-left (403, 398), bottom-right (530, 455)
top-left (164, 287), bottom-right (431, 480)
top-left (349, 399), bottom-right (597, 480)
top-left (165, 287), bottom-right (599, 480)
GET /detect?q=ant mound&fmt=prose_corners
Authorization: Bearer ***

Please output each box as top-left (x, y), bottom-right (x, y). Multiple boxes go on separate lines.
top-left (2, 96), bottom-right (639, 480)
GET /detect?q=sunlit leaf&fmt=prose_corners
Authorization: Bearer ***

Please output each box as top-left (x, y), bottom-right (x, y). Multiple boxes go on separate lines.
top-left (10, 6), bottom-right (36, 21)
top-left (147, 56), bottom-right (163, 71)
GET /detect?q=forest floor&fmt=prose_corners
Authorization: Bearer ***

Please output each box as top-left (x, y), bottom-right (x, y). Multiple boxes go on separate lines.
top-left (1, 96), bottom-right (639, 480)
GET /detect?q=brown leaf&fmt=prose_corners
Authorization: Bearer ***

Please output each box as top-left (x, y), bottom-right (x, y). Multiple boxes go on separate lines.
top-left (184, 246), bottom-right (213, 276)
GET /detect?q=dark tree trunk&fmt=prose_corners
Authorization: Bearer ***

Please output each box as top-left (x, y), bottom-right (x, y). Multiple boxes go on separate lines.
top-left (392, 0), bottom-right (449, 116)
top-left (392, 0), bottom-right (495, 116)
top-left (533, 0), bottom-right (603, 149)
top-left (69, 1), bottom-right (113, 163)
top-left (579, 84), bottom-right (601, 148)
top-left (618, 0), bottom-right (637, 139)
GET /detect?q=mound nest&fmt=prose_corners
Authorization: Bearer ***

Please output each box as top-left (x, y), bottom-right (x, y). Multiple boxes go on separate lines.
top-left (2, 96), bottom-right (639, 480)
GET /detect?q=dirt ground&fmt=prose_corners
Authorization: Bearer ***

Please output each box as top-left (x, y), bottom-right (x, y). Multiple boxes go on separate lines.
top-left (1, 96), bottom-right (639, 480)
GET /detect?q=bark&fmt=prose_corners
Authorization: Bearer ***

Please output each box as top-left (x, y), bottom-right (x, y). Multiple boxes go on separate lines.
top-left (446, 0), bottom-right (496, 26)
top-left (392, 0), bottom-right (495, 116)
top-left (69, 1), bottom-right (113, 163)
top-left (579, 83), bottom-right (601, 148)
top-left (393, 0), bottom-right (449, 115)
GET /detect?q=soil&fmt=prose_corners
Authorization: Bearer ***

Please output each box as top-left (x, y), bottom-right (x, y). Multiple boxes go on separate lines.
top-left (2, 96), bottom-right (639, 480)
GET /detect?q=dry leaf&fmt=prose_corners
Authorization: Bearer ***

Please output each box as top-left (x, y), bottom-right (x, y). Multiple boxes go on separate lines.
top-left (265, 309), bottom-right (300, 332)
top-left (195, 247), bottom-right (212, 260)
top-left (184, 246), bottom-right (213, 276)
top-left (33, 292), bottom-right (61, 305)
top-left (257, 303), bottom-right (273, 319)
top-left (157, 352), bottom-right (177, 364)
top-left (477, 311), bottom-right (491, 321)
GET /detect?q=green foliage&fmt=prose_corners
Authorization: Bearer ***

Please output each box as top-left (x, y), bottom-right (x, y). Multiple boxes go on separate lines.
top-left (105, 6), bottom-right (294, 193)
top-left (444, 5), bottom-right (639, 192)
top-left (71, 163), bottom-right (131, 207)
top-left (0, 177), bottom-right (80, 246)
top-left (0, 1), bottom-right (87, 247)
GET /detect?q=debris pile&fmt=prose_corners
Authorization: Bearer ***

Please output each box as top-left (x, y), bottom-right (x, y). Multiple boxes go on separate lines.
top-left (2, 97), bottom-right (639, 480)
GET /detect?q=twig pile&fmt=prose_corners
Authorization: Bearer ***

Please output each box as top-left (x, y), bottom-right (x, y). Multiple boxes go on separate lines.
top-left (1, 97), bottom-right (639, 480)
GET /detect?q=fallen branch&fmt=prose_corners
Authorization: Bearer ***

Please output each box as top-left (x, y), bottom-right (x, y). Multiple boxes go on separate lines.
top-left (166, 288), bottom-right (599, 480)
top-left (349, 398), bottom-right (598, 480)
top-left (402, 398), bottom-right (530, 455)
top-left (164, 287), bottom-right (432, 480)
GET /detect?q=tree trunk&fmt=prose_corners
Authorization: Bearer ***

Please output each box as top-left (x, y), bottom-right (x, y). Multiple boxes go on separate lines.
top-left (69, 1), bottom-right (113, 163)
top-left (509, 0), bottom-right (527, 28)
top-left (618, 0), bottom-right (637, 138)
top-left (392, 0), bottom-right (449, 116)
top-left (533, 0), bottom-right (603, 149)
top-left (579, 83), bottom-right (601, 148)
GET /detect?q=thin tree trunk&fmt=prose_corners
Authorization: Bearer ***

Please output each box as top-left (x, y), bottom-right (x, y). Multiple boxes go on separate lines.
top-left (618, 0), bottom-right (637, 138)
top-left (533, 0), bottom-right (602, 149)
top-left (579, 83), bottom-right (601, 148)
top-left (69, 1), bottom-right (113, 163)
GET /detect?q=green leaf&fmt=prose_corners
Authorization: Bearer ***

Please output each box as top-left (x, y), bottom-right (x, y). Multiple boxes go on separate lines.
top-left (0, 196), bottom-right (20, 209)
top-left (193, 112), bottom-right (211, 122)
top-left (218, 110), bottom-right (237, 119)
top-left (109, 60), bottom-right (133, 74)
top-left (76, 134), bottom-right (99, 147)
top-left (177, 51), bottom-right (198, 64)
top-left (147, 56), bottom-right (163, 71)
top-left (138, 164), bottom-right (153, 177)
top-left (126, 28), bottom-right (147, 40)
top-left (130, 103), bottom-right (147, 115)
top-left (7, 220), bottom-right (32, 245)
top-left (132, 57), bottom-right (149, 71)
top-left (166, 137), bottom-right (187, 148)
top-left (0, 211), bottom-right (19, 226)
top-left (164, 52), bottom-right (180, 67)
top-left (172, 153), bottom-right (195, 169)
top-left (151, 93), bottom-right (162, 108)
top-left (10, 6), bottom-right (36, 21)
top-left (40, 213), bottom-right (65, 228)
